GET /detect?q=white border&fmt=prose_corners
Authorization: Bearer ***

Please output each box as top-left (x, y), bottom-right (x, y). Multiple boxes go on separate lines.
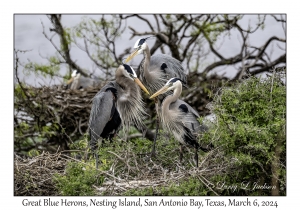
top-left (3, 1), bottom-right (298, 209)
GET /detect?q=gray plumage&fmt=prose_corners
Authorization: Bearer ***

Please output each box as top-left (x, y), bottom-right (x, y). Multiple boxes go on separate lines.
top-left (126, 37), bottom-right (187, 95)
top-left (67, 70), bottom-right (101, 90)
top-left (166, 98), bottom-right (208, 144)
top-left (70, 76), bottom-right (101, 90)
top-left (125, 37), bottom-right (188, 156)
top-left (150, 78), bottom-right (210, 167)
top-left (89, 81), bottom-right (121, 150)
top-left (149, 54), bottom-right (187, 83)
top-left (88, 64), bottom-right (149, 168)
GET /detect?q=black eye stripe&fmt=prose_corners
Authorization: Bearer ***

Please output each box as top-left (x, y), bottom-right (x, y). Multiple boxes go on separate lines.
top-left (170, 78), bottom-right (180, 83)
top-left (166, 77), bottom-right (185, 86)
top-left (123, 64), bottom-right (134, 75)
top-left (138, 38), bottom-right (146, 46)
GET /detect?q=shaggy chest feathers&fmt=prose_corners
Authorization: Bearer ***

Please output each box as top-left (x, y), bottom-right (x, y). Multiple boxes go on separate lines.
top-left (116, 81), bottom-right (147, 132)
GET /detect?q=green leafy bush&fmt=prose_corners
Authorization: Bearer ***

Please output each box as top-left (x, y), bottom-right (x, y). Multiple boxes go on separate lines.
top-left (202, 73), bottom-right (286, 195)
top-left (54, 162), bottom-right (104, 196)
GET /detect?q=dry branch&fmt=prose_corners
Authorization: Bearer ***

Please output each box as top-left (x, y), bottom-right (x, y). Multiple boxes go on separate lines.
top-left (14, 83), bottom-right (105, 154)
top-left (14, 152), bottom-right (68, 196)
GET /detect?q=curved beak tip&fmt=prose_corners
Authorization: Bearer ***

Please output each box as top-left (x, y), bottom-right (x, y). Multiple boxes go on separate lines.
top-left (134, 78), bottom-right (149, 95)
top-left (149, 86), bottom-right (168, 99)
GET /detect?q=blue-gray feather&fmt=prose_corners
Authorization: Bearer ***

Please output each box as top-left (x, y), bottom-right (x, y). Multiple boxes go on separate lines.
top-left (89, 81), bottom-right (121, 150)
top-left (150, 54), bottom-right (187, 84)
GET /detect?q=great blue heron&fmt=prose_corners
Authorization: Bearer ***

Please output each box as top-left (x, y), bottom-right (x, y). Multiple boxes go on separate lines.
top-left (125, 37), bottom-right (187, 94)
top-left (125, 37), bottom-right (188, 155)
top-left (67, 70), bottom-right (101, 90)
top-left (89, 63), bottom-right (150, 168)
top-left (150, 78), bottom-right (210, 167)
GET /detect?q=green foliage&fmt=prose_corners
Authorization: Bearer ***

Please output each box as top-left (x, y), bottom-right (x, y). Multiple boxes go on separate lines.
top-left (96, 133), bottom-right (186, 172)
top-left (162, 178), bottom-right (212, 196)
top-left (14, 84), bottom-right (26, 100)
top-left (53, 162), bottom-right (103, 196)
top-left (48, 56), bottom-right (61, 65)
top-left (41, 123), bottom-right (59, 137)
top-left (72, 15), bottom-right (124, 72)
top-left (165, 14), bottom-right (172, 20)
top-left (257, 14), bottom-right (266, 30)
top-left (63, 28), bottom-right (72, 46)
top-left (192, 15), bottom-right (239, 44)
top-left (14, 85), bottom-right (63, 156)
top-left (53, 130), bottom-right (206, 195)
top-left (202, 74), bottom-right (286, 195)
top-left (24, 62), bottom-right (60, 78)
top-left (28, 149), bottom-right (40, 157)
top-left (70, 137), bottom-right (89, 150)
top-left (202, 23), bottom-right (225, 43)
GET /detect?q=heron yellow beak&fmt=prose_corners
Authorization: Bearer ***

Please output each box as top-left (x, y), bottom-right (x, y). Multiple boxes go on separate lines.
top-left (134, 78), bottom-right (150, 95)
top-left (125, 49), bottom-right (139, 63)
top-left (149, 86), bottom-right (169, 99)
top-left (66, 77), bottom-right (74, 85)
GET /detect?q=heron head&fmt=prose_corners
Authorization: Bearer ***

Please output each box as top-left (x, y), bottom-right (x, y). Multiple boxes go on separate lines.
top-left (120, 64), bottom-right (150, 95)
top-left (122, 63), bottom-right (138, 80)
top-left (67, 70), bottom-right (80, 84)
top-left (125, 36), bottom-right (155, 63)
top-left (149, 78), bottom-right (183, 99)
top-left (165, 77), bottom-right (184, 89)
top-left (71, 70), bottom-right (78, 77)
top-left (125, 39), bottom-right (146, 63)
top-left (134, 38), bottom-right (147, 50)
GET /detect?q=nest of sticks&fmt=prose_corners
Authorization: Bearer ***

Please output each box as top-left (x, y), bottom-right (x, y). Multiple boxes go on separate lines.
top-left (92, 147), bottom-right (234, 196)
top-left (14, 83), bottom-right (104, 153)
top-left (14, 152), bottom-right (68, 196)
top-left (14, 145), bottom-right (235, 196)
top-left (14, 74), bottom-right (221, 155)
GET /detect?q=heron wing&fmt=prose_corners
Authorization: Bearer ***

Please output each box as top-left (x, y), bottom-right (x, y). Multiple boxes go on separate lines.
top-left (169, 99), bottom-right (210, 150)
top-left (171, 99), bottom-right (200, 118)
top-left (170, 99), bottom-right (203, 132)
top-left (89, 85), bottom-right (118, 149)
top-left (150, 54), bottom-right (187, 83)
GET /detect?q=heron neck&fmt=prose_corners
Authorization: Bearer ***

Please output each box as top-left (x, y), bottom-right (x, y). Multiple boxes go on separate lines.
top-left (141, 44), bottom-right (151, 79)
top-left (115, 75), bottom-right (146, 133)
top-left (162, 84), bottom-right (182, 115)
top-left (70, 74), bottom-right (81, 89)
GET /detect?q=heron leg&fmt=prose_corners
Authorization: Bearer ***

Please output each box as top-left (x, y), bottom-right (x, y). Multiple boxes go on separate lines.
top-left (150, 113), bottom-right (159, 158)
top-left (194, 148), bottom-right (198, 168)
top-left (93, 137), bottom-right (102, 169)
top-left (95, 152), bottom-right (99, 169)
top-left (179, 143), bottom-right (184, 164)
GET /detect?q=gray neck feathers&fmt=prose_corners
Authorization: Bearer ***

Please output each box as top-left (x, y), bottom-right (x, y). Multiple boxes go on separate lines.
top-left (139, 44), bottom-right (166, 95)
top-left (116, 76), bottom-right (147, 132)
top-left (160, 84), bottom-right (185, 140)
